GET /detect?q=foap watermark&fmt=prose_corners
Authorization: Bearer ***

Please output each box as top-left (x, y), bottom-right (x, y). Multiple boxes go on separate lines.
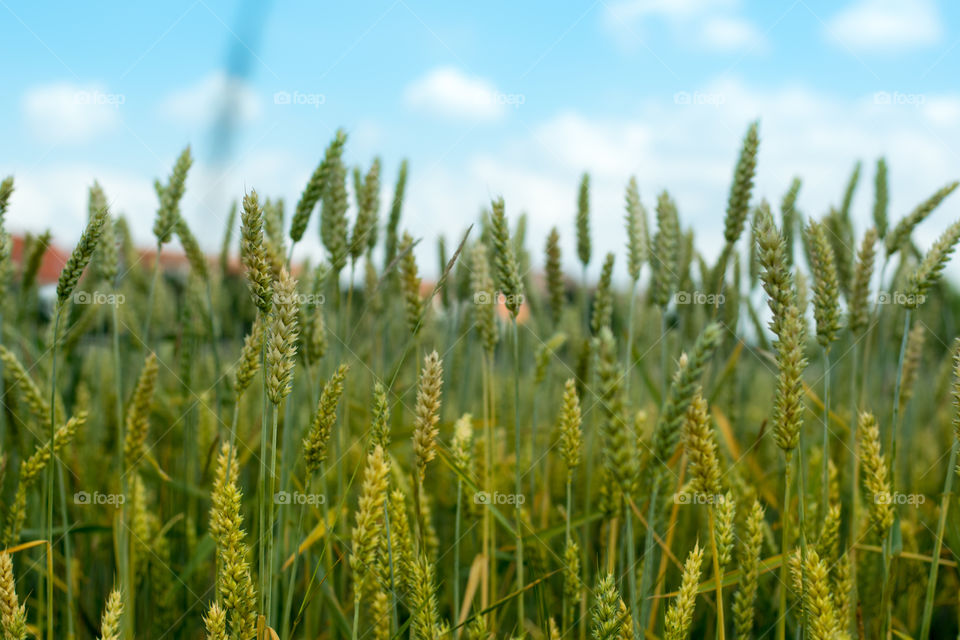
top-left (274, 292), bottom-right (326, 306)
top-left (474, 491), bottom-right (525, 506)
top-left (274, 91), bottom-right (326, 108)
top-left (73, 291), bottom-right (125, 305)
top-left (74, 491), bottom-right (125, 506)
top-left (674, 492), bottom-right (725, 505)
top-left (492, 92), bottom-right (525, 109)
top-left (74, 90), bottom-right (125, 108)
top-left (873, 91), bottom-right (925, 107)
top-left (274, 491), bottom-right (326, 505)
top-left (877, 291), bottom-right (925, 306)
top-left (674, 91), bottom-right (725, 107)
top-left (473, 290), bottom-right (525, 308)
top-left (674, 291), bottom-right (724, 306)
top-left (875, 492), bottom-right (925, 506)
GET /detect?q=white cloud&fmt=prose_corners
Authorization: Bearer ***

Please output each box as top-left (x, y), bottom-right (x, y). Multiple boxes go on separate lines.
top-left (826, 0), bottom-right (942, 53)
top-left (603, 0), bottom-right (764, 53)
top-left (401, 77), bottom-right (960, 279)
top-left (22, 82), bottom-right (123, 144)
top-left (11, 78), bottom-right (960, 286)
top-left (701, 16), bottom-right (767, 52)
top-left (159, 71), bottom-right (262, 128)
top-left (605, 0), bottom-right (735, 24)
top-left (404, 66), bottom-right (506, 121)
top-left (0, 149), bottom-right (303, 254)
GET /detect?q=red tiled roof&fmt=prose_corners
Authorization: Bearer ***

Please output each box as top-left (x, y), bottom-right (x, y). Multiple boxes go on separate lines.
top-left (10, 234), bottom-right (70, 285)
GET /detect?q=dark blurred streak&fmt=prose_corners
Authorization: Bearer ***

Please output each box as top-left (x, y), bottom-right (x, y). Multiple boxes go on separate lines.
top-left (209, 0), bottom-right (271, 165)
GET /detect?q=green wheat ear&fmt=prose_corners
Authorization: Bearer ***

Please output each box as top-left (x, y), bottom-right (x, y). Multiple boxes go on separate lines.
top-left (664, 543), bottom-right (703, 640)
top-left (576, 172), bottom-right (591, 268)
top-left (649, 190), bottom-right (680, 309)
top-left (413, 351), bottom-right (444, 481)
top-left (350, 156), bottom-right (381, 261)
top-left (885, 180), bottom-right (959, 256)
top-left (873, 157), bottom-right (888, 239)
top-left (651, 322), bottom-right (722, 468)
top-left (203, 602), bottom-right (228, 640)
top-left (96, 588), bottom-right (123, 640)
top-left (351, 445), bottom-right (390, 601)
top-left (303, 363), bottom-right (349, 473)
top-left (57, 205), bottom-right (109, 307)
top-left (682, 388), bottom-right (721, 497)
top-left (0, 176), bottom-right (13, 222)
top-left (904, 217), bottom-right (960, 308)
top-left (591, 252), bottom-right (615, 334)
top-left (732, 500), bottom-right (765, 638)
top-left (291, 128), bottom-right (346, 243)
top-left (591, 573), bottom-right (625, 639)
top-left (545, 227), bottom-right (564, 326)
top-left (399, 231), bottom-right (423, 335)
top-left (848, 227), bottom-right (877, 334)
top-left (153, 146), bottom-right (193, 246)
top-left (804, 219), bottom-right (841, 348)
top-left (558, 378), bottom-right (582, 473)
top-left (383, 159), bottom-right (409, 270)
top-left (773, 303), bottom-right (808, 453)
top-left (470, 242), bottom-right (498, 353)
top-left (489, 196), bottom-right (524, 317)
top-left (175, 215), bottom-right (209, 282)
top-left (89, 182), bottom-right (118, 284)
top-left (240, 189), bottom-right (273, 313)
top-left (266, 268), bottom-right (300, 404)
top-left (0, 552), bottom-right (28, 640)
top-left (625, 175), bottom-right (650, 282)
top-left (754, 203), bottom-right (795, 338)
top-left (780, 177), bottom-right (802, 266)
top-left (723, 120), bottom-right (760, 247)
top-left (839, 160), bottom-right (861, 222)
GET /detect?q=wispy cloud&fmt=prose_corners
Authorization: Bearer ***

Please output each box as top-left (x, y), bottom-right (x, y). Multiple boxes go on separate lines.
top-left (701, 16), bottom-right (767, 52)
top-left (22, 82), bottom-right (124, 144)
top-left (158, 71), bottom-right (262, 128)
top-left (603, 0), bottom-right (766, 53)
top-left (404, 66), bottom-right (509, 121)
top-left (825, 0), bottom-right (942, 53)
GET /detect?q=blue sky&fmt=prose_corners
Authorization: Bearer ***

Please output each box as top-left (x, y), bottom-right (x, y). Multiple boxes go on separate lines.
top-left (2, 0), bottom-right (959, 275)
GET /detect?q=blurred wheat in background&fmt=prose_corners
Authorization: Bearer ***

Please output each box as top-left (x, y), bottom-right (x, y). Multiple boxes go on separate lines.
top-left (2, 120), bottom-right (960, 640)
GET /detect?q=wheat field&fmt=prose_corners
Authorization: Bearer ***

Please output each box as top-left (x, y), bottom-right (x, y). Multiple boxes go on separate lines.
top-left (0, 123), bottom-right (959, 640)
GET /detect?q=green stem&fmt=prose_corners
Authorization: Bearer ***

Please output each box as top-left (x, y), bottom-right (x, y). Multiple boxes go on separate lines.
top-left (625, 501), bottom-right (640, 640)
top-left (281, 473), bottom-right (310, 640)
top-left (112, 301), bottom-right (133, 637)
top-left (847, 339), bottom-right (860, 632)
top-left (205, 279), bottom-right (224, 421)
top-left (46, 305), bottom-right (62, 640)
top-left (143, 241), bottom-right (162, 345)
top-left (266, 402), bottom-right (280, 625)
top-left (481, 349), bottom-right (494, 626)
top-left (511, 318), bottom-right (525, 634)
top-left (624, 279), bottom-right (638, 399)
top-left (708, 505), bottom-right (726, 640)
top-left (258, 329), bottom-right (270, 616)
top-left (637, 476), bottom-right (661, 631)
top-left (860, 256), bottom-right (890, 405)
top-left (454, 478), bottom-right (463, 637)
top-left (776, 451), bottom-right (794, 640)
top-left (352, 591), bottom-right (361, 640)
top-left (919, 439), bottom-right (958, 638)
top-left (797, 425), bottom-right (809, 638)
top-left (820, 348), bottom-right (831, 525)
top-left (57, 463), bottom-right (75, 639)
top-left (882, 308), bottom-right (911, 637)
top-left (563, 475), bottom-right (573, 635)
